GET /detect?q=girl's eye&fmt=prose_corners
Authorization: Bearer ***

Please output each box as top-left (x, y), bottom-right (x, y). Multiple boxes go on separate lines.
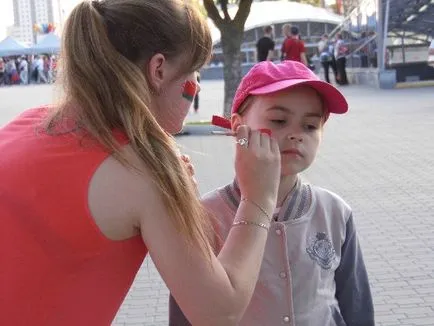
top-left (305, 124), bottom-right (319, 131)
top-left (270, 119), bottom-right (286, 124)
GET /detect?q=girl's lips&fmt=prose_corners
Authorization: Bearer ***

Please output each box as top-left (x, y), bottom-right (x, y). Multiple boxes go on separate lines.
top-left (281, 149), bottom-right (303, 157)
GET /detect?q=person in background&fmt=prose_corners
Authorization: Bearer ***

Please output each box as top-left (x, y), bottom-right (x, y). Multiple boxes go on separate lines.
top-left (0, 58), bottom-right (5, 85)
top-left (359, 31), bottom-right (369, 68)
top-left (30, 56), bottom-right (39, 83)
top-left (280, 23), bottom-right (292, 61)
top-left (36, 55), bottom-right (47, 84)
top-left (256, 25), bottom-right (275, 62)
top-left (334, 33), bottom-right (349, 85)
top-left (193, 71), bottom-right (200, 113)
top-left (281, 26), bottom-right (307, 66)
top-left (5, 58), bottom-right (18, 85)
top-left (368, 31), bottom-right (378, 68)
top-left (318, 34), bottom-right (337, 84)
top-left (19, 56), bottom-right (29, 85)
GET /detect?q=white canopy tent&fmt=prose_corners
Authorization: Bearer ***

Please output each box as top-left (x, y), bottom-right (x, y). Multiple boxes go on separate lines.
top-left (0, 36), bottom-right (32, 57)
top-left (30, 33), bottom-right (61, 54)
top-left (208, 0), bottom-right (344, 45)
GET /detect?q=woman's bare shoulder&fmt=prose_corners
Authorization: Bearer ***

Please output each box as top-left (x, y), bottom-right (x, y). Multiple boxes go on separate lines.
top-left (87, 144), bottom-right (159, 241)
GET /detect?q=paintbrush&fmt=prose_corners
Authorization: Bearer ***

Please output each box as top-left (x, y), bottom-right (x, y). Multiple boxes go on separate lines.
top-left (211, 130), bottom-right (236, 136)
top-left (211, 129), bottom-right (271, 136)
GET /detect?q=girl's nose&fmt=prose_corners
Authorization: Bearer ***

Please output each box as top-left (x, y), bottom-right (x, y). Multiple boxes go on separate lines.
top-left (288, 134), bottom-right (303, 142)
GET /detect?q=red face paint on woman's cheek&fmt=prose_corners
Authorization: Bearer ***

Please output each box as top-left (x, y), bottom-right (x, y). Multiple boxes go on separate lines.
top-left (182, 80), bottom-right (197, 102)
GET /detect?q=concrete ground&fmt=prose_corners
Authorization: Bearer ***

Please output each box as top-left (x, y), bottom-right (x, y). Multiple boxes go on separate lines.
top-left (1, 81), bottom-right (434, 326)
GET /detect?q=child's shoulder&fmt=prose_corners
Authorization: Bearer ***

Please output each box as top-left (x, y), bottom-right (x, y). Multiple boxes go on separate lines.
top-left (309, 184), bottom-right (352, 214)
top-left (202, 187), bottom-right (225, 202)
top-left (201, 185), bottom-right (238, 233)
top-left (201, 185), bottom-right (234, 212)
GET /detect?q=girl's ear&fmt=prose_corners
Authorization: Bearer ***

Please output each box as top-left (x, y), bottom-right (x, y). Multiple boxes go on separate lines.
top-left (231, 113), bottom-right (243, 133)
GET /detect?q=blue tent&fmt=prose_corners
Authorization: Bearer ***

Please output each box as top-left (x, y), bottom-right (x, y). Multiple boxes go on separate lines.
top-left (31, 33), bottom-right (61, 54)
top-left (0, 36), bottom-right (31, 57)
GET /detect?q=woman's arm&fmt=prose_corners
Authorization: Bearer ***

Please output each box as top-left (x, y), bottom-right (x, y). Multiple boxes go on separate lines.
top-left (135, 127), bottom-right (280, 325)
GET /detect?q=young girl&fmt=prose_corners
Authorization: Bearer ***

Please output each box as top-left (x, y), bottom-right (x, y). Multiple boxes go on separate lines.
top-left (0, 1), bottom-right (281, 325)
top-left (170, 60), bottom-right (374, 326)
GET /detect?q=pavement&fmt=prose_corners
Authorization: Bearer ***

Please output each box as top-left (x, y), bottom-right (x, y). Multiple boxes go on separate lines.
top-left (1, 81), bottom-right (434, 326)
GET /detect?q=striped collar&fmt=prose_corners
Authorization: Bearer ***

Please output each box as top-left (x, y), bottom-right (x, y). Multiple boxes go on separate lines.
top-left (222, 176), bottom-right (312, 222)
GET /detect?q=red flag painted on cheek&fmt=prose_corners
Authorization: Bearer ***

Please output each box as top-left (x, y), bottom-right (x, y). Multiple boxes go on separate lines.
top-left (182, 80), bottom-right (197, 102)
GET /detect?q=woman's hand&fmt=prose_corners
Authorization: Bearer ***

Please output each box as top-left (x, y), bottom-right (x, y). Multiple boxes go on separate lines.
top-left (180, 154), bottom-right (198, 189)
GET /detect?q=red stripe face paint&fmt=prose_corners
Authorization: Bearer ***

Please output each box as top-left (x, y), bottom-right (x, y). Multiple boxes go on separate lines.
top-left (259, 128), bottom-right (272, 136)
top-left (182, 80), bottom-right (197, 102)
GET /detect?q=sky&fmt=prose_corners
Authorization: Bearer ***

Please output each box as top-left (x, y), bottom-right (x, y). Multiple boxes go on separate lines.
top-left (0, 0), bottom-right (336, 40)
top-left (0, 0), bottom-right (13, 39)
top-left (0, 0), bottom-right (80, 39)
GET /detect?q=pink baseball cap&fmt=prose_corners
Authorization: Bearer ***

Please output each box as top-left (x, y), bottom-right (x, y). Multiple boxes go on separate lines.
top-left (212, 60), bottom-right (348, 129)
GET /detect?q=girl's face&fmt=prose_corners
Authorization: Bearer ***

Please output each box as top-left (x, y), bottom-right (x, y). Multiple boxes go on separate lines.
top-left (232, 86), bottom-right (324, 177)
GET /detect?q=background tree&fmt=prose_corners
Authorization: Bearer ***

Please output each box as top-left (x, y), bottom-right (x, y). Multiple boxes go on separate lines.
top-left (202, 0), bottom-right (253, 117)
top-left (201, 0), bottom-right (325, 116)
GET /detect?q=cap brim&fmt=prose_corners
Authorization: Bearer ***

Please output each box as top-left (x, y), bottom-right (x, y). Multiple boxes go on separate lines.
top-left (250, 79), bottom-right (348, 114)
top-left (212, 79), bottom-right (348, 130)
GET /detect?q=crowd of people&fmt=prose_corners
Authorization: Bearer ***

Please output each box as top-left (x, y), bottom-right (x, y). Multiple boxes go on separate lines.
top-left (0, 54), bottom-right (57, 86)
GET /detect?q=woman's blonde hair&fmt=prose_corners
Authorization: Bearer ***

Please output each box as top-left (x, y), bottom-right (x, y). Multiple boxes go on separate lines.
top-left (47, 0), bottom-right (213, 257)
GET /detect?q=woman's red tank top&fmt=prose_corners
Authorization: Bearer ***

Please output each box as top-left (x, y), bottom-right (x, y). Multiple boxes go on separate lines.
top-left (0, 107), bottom-right (148, 325)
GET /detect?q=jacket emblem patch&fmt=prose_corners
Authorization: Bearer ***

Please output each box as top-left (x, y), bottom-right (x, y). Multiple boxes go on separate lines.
top-left (306, 232), bottom-right (337, 270)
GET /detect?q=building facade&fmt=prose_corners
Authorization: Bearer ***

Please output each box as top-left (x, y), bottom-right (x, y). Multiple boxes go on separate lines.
top-left (9, 0), bottom-right (61, 45)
